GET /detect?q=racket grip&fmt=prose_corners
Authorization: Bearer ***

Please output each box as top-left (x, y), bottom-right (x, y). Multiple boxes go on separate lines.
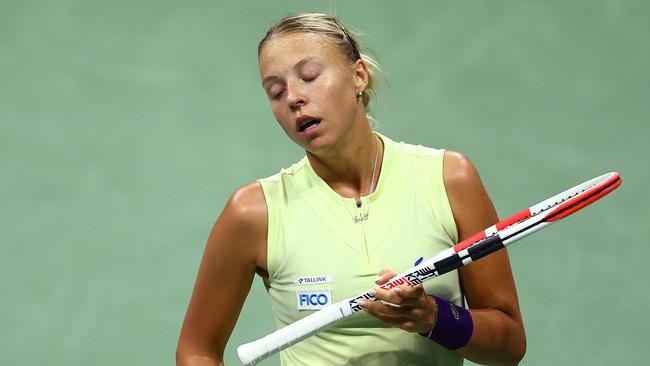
top-left (237, 301), bottom-right (351, 365)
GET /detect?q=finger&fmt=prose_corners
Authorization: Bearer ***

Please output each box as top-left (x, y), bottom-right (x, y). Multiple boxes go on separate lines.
top-left (361, 299), bottom-right (409, 321)
top-left (372, 301), bottom-right (429, 320)
top-left (372, 287), bottom-right (406, 305)
top-left (361, 299), bottom-right (431, 332)
top-left (365, 308), bottom-right (407, 325)
top-left (374, 270), bottom-right (398, 285)
top-left (395, 284), bottom-right (425, 300)
top-left (399, 320), bottom-right (419, 333)
top-left (372, 286), bottom-right (422, 307)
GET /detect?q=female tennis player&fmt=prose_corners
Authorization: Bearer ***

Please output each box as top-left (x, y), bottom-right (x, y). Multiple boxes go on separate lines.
top-left (177, 13), bottom-right (526, 366)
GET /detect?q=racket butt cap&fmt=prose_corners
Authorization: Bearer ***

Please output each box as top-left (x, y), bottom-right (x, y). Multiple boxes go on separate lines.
top-left (237, 341), bottom-right (263, 366)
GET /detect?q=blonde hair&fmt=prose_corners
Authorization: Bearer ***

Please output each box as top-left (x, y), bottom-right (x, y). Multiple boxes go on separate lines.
top-left (258, 12), bottom-right (384, 114)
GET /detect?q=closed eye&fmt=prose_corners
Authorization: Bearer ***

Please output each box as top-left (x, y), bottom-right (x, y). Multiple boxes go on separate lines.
top-left (270, 88), bottom-right (285, 100)
top-left (303, 74), bottom-right (318, 82)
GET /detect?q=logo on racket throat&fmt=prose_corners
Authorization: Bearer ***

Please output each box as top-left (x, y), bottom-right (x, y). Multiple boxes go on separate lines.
top-left (379, 277), bottom-right (412, 290)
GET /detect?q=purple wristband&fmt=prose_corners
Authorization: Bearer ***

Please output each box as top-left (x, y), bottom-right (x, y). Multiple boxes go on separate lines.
top-left (419, 295), bottom-right (474, 350)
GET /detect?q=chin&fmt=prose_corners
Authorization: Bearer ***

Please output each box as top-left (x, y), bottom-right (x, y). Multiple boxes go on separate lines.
top-left (301, 136), bottom-right (331, 153)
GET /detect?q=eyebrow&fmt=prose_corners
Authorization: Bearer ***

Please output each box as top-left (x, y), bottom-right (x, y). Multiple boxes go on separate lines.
top-left (261, 57), bottom-right (320, 86)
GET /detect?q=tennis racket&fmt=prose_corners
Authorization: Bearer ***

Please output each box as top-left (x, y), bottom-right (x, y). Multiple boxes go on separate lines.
top-left (237, 172), bottom-right (622, 366)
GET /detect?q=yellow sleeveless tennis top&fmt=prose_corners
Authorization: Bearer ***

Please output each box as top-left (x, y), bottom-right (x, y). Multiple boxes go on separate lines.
top-left (259, 133), bottom-right (463, 366)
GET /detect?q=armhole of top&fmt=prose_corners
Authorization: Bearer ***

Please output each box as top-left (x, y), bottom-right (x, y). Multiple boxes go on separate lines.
top-left (432, 150), bottom-right (460, 245)
top-left (430, 150), bottom-right (463, 306)
top-left (258, 179), bottom-right (279, 282)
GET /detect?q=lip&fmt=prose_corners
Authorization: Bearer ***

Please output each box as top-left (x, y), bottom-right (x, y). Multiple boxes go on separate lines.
top-left (295, 115), bottom-right (322, 136)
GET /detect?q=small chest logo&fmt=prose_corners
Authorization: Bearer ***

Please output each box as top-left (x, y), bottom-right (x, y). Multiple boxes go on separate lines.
top-left (353, 212), bottom-right (369, 223)
top-left (294, 275), bottom-right (333, 285)
top-left (296, 290), bottom-right (332, 310)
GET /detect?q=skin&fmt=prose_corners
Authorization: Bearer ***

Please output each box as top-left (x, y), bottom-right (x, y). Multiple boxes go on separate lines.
top-left (177, 32), bottom-right (526, 365)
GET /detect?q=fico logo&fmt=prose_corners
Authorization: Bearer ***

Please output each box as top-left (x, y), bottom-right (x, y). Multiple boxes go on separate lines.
top-left (296, 290), bottom-right (332, 310)
top-left (300, 293), bottom-right (328, 306)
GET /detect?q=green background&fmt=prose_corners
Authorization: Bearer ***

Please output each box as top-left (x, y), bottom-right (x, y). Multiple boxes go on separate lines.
top-left (2, 1), bottom-right (648, 365)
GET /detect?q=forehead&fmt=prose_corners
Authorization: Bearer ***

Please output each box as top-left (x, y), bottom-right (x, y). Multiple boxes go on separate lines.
top-left (259, 32), bottom-right (345, 75)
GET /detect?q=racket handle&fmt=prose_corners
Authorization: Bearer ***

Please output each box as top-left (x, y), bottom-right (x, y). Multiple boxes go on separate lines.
top-left (237, 301), bottom-right (351, 366)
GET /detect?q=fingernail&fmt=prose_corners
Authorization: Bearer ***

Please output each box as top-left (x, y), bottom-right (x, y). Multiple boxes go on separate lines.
top-left (374, 275), bottom-right (383, 283)
top-left (368, 289), bottom-right (376, 297)
top-left (392, 287), bottom-right (402, 294)
top-left (357, 299), bottom-right (366, 307)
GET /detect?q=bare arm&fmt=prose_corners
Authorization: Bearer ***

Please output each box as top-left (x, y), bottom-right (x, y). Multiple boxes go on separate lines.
top-left (444, 151), bottom-right (526, 365)
top-left (363, 151), bottom-right (526, 365)
top-left (176, 183), bottom-right (268, 366)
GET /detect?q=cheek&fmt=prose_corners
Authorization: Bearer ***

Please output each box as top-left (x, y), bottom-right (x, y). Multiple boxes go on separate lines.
top-left (323, 81), bottom-right (355, 112)
top-left (324, 73), bottom-right (354, 102)
top-left (271, 104), bottom-right (293, 131)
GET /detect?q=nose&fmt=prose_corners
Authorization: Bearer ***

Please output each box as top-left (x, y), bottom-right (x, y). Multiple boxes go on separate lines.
top-left (286, 79), bottom-right (306, 110)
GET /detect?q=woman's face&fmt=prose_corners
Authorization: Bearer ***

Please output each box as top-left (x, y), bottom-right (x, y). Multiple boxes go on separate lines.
top-left (259, 32), bottom-right (366, 152)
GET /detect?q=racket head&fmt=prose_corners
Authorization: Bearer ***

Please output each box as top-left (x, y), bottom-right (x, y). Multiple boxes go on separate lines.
top-left (376, 172), bottom-right (622, 291)
top-left (544, 172), bottom-right (621, 222)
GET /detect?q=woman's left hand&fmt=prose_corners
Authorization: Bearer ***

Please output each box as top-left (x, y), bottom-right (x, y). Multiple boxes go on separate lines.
top-left (359, 269), bottom-right (437, 334)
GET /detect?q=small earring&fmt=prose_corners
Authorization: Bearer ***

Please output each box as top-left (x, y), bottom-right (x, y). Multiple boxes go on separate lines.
top-left (356, 91), bottom-right (363, 101)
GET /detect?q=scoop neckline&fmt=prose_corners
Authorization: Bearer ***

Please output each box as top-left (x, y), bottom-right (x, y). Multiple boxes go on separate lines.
top-left (304, 131), bottom-right (391, 205)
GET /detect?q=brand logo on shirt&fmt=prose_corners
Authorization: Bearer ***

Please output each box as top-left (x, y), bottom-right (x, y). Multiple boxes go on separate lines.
top-left (296, 290), bottom-right (332, 310)
top-left (294, 275), bottom-right (333, 285)
top-left (353, 212), bottom-right (369, 223)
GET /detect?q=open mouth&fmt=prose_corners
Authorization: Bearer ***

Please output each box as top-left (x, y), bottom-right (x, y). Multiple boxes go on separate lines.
top-left (298, 119), bottom-right (321, 132)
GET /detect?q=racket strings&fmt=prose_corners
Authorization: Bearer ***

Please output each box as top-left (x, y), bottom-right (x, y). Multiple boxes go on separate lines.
top-left (530, 184), bottom-right (593, 216)
top-left (544, 176), bottom-right (621, 221)
top-left (464, 182), bottom-right (601, 250)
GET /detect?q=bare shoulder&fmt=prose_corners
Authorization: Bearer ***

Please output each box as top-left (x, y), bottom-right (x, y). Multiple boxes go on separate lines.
top-left (226, 182), bottom-right (266, 222)
top-left (225, 182), bottom-right (267, 226)
top-left (442, 150), bottom-right (485, 199)
top-left (208, 182), bottom-right (268, 272)
top-left (442, 150), bottom-right (497, 240)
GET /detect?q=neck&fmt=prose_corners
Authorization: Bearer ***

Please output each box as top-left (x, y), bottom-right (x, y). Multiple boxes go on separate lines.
top-left (306, 124), bottom-right (383, 201)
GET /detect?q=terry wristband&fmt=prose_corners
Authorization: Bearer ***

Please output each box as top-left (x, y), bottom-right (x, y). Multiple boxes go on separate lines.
top-left (419, 295), bottom-right (474, 350)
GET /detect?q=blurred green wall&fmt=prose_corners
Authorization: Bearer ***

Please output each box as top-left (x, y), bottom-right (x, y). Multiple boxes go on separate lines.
top-left (1, 1), bottom-right (648, 365)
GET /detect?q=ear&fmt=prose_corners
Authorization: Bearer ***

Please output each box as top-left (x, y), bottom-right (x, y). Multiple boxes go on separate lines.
top-left (353, 59), bottom-right (369, 92)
